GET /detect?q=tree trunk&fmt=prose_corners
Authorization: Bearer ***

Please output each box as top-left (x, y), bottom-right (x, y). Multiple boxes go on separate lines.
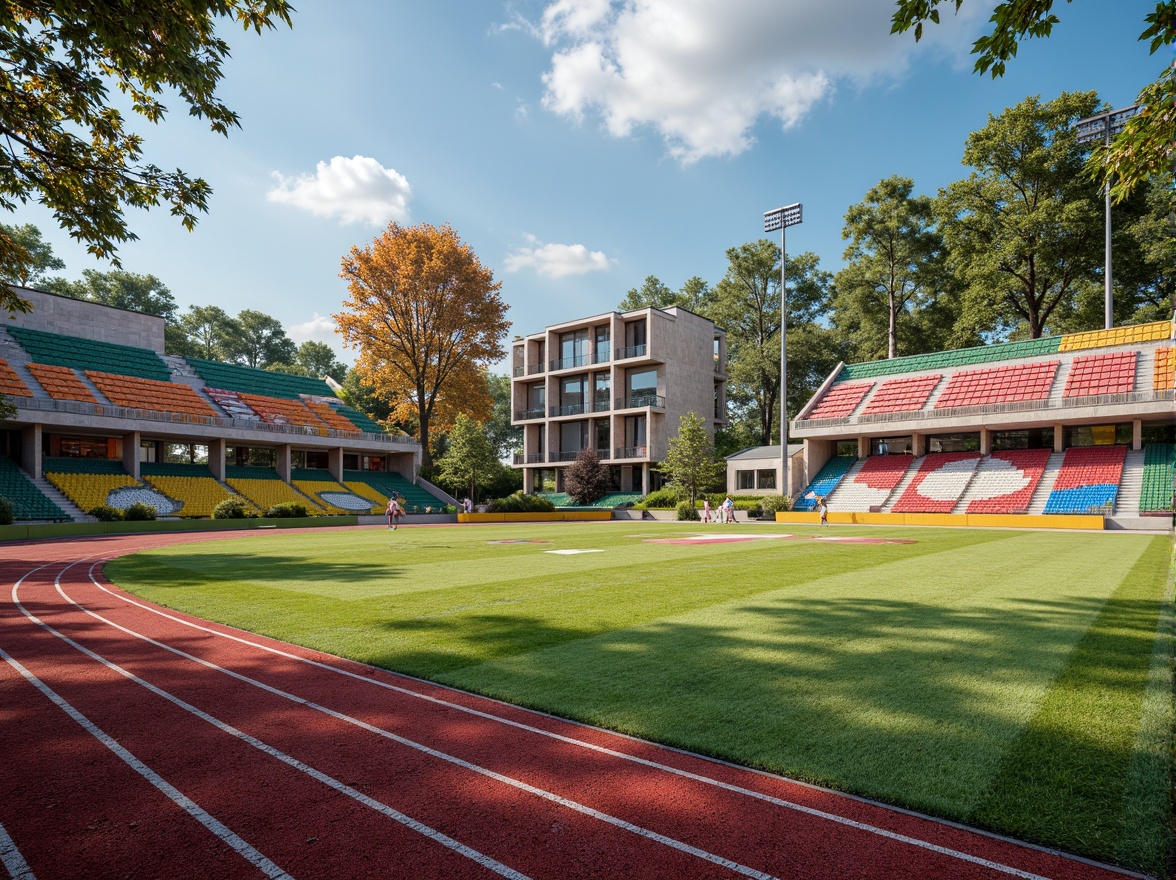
top-left (419, 410), bottom-right (432, 471)
top-left (888, 292), bottom-right (898, 359)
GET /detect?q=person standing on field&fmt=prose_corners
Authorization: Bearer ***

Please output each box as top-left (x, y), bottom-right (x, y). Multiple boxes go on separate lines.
top-left (818, 496), bottom-right (828, 526)
top-left (386, 495), bottom-right (402, 530)
top-left (702, 497), bottom-right (711, 523)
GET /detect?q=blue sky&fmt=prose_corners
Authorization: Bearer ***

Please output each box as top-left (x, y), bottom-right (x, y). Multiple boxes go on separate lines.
top-left (16, 1), bottom-right (1159, 369)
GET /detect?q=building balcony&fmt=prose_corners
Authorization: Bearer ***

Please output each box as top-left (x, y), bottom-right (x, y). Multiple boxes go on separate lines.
top-left (615, 344), bottom-right (646, 360)
top-left (527, 363), bottom-right (545, 375)
top-left (550, 403), bottom-right (587, 417)
top-left (614, 445), bottom-right (649, 460)
top-left (512, 365), bottom-right (524, 378)
top-left (621, 394), bottom-right (665, 410)
top-left (552, 450), bottom-right (581, 462)
top-left (514, 407), bottom-right (545, 421)
top-left (514, 451), bottom-right (546, 465)
top-left (591, 399), bottom-right (611, 413)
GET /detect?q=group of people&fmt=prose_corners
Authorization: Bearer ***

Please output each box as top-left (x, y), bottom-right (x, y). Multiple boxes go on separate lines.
top-left (702, 496), bottom-right (736, 524)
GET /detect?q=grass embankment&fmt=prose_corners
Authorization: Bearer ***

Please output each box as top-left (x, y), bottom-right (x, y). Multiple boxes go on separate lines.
top-left (107, 523), bottom-right (1173, 874)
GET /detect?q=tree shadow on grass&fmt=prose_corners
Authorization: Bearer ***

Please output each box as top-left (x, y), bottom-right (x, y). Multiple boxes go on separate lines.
top-left (107, 552), bottom-right (398, 591)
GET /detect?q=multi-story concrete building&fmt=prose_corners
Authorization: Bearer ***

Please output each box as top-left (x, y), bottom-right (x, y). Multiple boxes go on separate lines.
top-left (510, 306), bottom-right (726, 495)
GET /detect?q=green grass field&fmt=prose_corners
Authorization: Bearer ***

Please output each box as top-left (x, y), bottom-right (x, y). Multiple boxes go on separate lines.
top-left (106, 522), bottom-right (1174, 875)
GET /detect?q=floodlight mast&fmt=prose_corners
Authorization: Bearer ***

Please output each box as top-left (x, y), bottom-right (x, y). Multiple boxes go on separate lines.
top-left (763, 202), bottom-right (802, 499)
top-left (1075, 105), bottom-right (1140, 330)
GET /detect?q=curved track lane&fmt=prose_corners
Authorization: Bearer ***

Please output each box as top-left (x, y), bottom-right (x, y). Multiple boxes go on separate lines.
top-left (0, 531), bottom-right (1147, 880)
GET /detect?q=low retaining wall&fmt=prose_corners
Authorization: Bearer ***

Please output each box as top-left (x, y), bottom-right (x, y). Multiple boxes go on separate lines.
top-left (774, 511), bottom-right (1105, 530)
top-left (458, 511), bottom-right (614, 523)
top-left (0, 515), bottom-right (358, 542)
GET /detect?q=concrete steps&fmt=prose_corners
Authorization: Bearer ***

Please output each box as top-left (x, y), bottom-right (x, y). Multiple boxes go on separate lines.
top-left (1027, 452), bottom-right (1066, 514)
top-left (31, 474), bottom-right (93, 522)
top-left (880, 457), bottom-right (922, 512)
top-left (1115, 449), bottom-right (1145, 516)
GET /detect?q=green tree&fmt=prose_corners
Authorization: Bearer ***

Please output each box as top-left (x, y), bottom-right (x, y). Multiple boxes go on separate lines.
top-left (708, 242), bottom-right (833, 444)
top-left (618, 275), bottom-right (710, 312)
top-left (0, 223), bottom-right (64, 289)
top-left (177, 305), bottom-right (238, 360)
top-left (936, 91), bottom-right (1104, 339)
top-left (891, 0), bottom-right (1174, 202)
top-left (833, 176), bottom-right (947, 360)
top-left (340, 367), bottom-right (393, 424)
top-left (436, 413), bottom-right (499, 502)
top-left (294, 340), bottom-right (347, 382)
top-left (224, 309), bottom-right (296, 368)
top-left (659, 412), bottom-right (725, 504)
top-left (564, 447), bottom-right (611, 506)
top-left (0, 1), bottom-right (293, 315)
top-left (484, 372), bottom-right (522, 460)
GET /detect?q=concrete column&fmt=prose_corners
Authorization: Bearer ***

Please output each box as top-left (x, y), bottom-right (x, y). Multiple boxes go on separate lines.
top-left (328, 447), bottom-right (344, 483)
top-left (1053, 424), bottom-right (1065, 453)
top-left (523, 468), bottom-right (534, 494)
top-left (979, 428), bottom-right (991, 455)
top-left (857, 436), bottom-right (870, 458)
top-left (20, 423), bottom-right (41, 478)
top-left (154, 440), bottom-right (166, 463)
top-left (641, 463), bottom-right (650, 495)
top-left (1132, 419), bottom-right (1142, 451)
top-left (122, 431), bottom-right (140, 479)
top-left (912, 433), bottom-right (926, 457)
top-left (275, 444), bottom-right (292, 482)
top-left (208, 438), bottom-right (226, 481)
top-left (803, 439), bottom-right (833, 487)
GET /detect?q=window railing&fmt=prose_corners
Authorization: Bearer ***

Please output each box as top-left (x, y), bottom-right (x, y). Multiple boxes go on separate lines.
top-left (512, 451), bottom-right (524, 465)
top-left (514, 407), bottom-right (545, 420)
top-left (592, 399), bottom-right (611, 412)
top-left (527, 363), bottom-right (545, 375)
top-left (550, 403), bottom-right (586, 417)
top-left (627, 394), bottom-right (665, 409)
top-left (550, 354), bottom-right (591, 370)
top-left (553, 450), bottom-right (581, 462)
top-left (615, 445), bottom-right (648, 459)
top-left (615, 344), bottom-right (647, 360)
top-left (512, 365), bottom-right (524, 377)
top-left (526, 453), bottom-right (546, 463)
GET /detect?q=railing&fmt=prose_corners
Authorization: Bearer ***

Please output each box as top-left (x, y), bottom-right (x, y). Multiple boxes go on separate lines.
top-left (550, 355), bottom-right (591, 371)
top-left (527, 363), bottom-right (545, 375)
top-left (512, 365), bottom-right (524, 377)
top-left (592, 399), bottom-right (611, 412)
top-left (553, 450), bottom-right (581, 462)
top-left (525, 453), bottom-right (546, 463)
top-left (514, 407), bottom-right (546, 420)
top-left (615, 446), bottom-right (648, 459)
top-left (12, 394), bottom-right (416, 445)
top-left (550, 403), bottom-right (586, 417)
top-left (513, 451), bottom-right (525, 465)
top-left (792, 388), bottom-right (1175, 430)
top-left (615, 344), bottom-right (647, 360)
top-left (626, 394), bottom-right (665, 409)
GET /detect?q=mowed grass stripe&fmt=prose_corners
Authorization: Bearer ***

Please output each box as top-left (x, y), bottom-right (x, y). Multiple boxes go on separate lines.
top-left (104, 523), bottom-right (1171, 871)
top-left (969, 539), bottom-right (1172, 875)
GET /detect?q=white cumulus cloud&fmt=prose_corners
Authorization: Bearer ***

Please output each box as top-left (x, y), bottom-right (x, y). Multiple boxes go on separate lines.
top-left (267, 155), bottom-right (412, 225)
top-left (527, 0), bottom-right (986, 163)
top-left (504, 235), bottom-right (613, 278)
top-left (286, 313), bottom-right (338, 345)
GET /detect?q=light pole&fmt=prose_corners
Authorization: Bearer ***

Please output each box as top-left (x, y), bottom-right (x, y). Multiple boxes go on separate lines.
top-left (763, 202), bottom-right (802, 498)
top-left (1076, 105), bottom-right (1140, 330)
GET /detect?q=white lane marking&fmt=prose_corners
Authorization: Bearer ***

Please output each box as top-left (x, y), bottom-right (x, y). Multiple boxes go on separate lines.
top-left (9, 566), bottom-right (530, 880)
top-left (85, 559), bottom-right (1063, 880)
top-left (1, 563), bottom-right (291, 880)
top-left (0, 818), bottom-right (36, 880)
top-left (59, 570), bottom-right (776, 880)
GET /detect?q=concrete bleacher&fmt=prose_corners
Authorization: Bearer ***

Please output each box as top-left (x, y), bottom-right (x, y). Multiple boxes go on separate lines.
top-left (860, 374), bottom-right (941, 415)
top-left (8, 325), bottom-right (171, 381)
top-left (87, 371), bottom-right (221, 418)
top-left (1063, 352), bottom-right (1137, 398)
top-left (140, 462), bottom-right (255, 517)
top-left (223, 465), bottom-right (327, 513)
top-left (238, 393), bottom-right (330, 431)
top-left (28, 363), bottom-right (97, 403)
top-left (963, 449), bottom-right (1052, 514)
top-left (343, 470), bottom-right (443, 511)
top-left (795, 455), bottom-right (856, 510)
top-left (934, 361), bottom-right (1059, 409)
top-left (806, 382), bottom-right (873, 419)
top-left (0, 457), bottom-right (70, 521)
top-left (826, 456), bottom-right (912, 512)
top-left (890, 453), bottom-right (981, 513)
top-left (290, 468), bottom-right (377, 513)
top-left (1043, 445), bottom-right (1128, 514)
top-left (42, 457), bottom-right (140, 512)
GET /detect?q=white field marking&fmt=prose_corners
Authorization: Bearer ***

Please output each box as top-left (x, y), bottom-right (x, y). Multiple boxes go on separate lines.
top-left (56, 568), bottom-right (778, 880)
top-left (10, 564), bottom-right (529, 880)
top-left (0, 817), bottom-right (36, 880)
top-left (83, 563), bottom-right (1066, 880)
top-left (2, 561), bottom-right (292, 880)
top-left (543, 549), bottom-right (604, 555)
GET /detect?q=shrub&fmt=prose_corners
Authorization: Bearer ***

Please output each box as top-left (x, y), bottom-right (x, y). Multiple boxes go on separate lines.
top-left (0, 496), bottom-right (13, 525)
top-left (266, 502), bottom-right (307, 518)
top-left (89, 504), bottom-right (124, 522)
top-left (488, 491), bottom-right (556, 513)
top-left (212, 497), bottom-right (249, 519)
top-left (638, 487), bottom-right (682, 509)
top-left (676, 500), bottom-right (700, 520)
top-left (123, 501), bottom-right (157, 521)
top-left (564, 447), bottom-right (611, 505)
top-left (761, 494), bottom-right (792, 514)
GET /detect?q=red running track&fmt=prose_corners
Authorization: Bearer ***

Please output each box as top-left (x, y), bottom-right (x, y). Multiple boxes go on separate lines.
top-left (0, 531), bottom-right (1145, 880)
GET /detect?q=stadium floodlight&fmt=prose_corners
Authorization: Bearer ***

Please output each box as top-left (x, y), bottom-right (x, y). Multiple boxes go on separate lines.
top-left (763, 203), bottom-right (803, 498)
top-left (1075, 105), bottom-right (1140, 331)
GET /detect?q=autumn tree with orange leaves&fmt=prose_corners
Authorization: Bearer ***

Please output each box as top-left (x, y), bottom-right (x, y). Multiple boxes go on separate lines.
top-left (336, 223), bottom-right (510, 471)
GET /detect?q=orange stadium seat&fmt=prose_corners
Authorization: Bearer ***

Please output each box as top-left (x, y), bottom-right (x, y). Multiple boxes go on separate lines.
top-left (0, 358), bottom-right (32, 397)
top-left (87, 372), bottom-right (221, 418)
top-left (27, 364), bottom-right (96, 403)
top-left (1154, 348), bottom-right (1174, 391)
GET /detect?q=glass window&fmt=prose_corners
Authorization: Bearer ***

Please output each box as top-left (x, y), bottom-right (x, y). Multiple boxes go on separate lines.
top-left (559, 330), bottom-right (589, 366)
top-left (595, 419), bottom-right (610, 452)
top-left (626, 319), bottom-right (646, 348)
top-left (595, 326), bottom-right (610, 363)
top-left (625, 415), bottom-right (647, 447)
top-left (628, 368), bottom-right (658, 404)
top-left (737, 470), bottom-right (755, 490)
top-left (927, 433), bottom-right (979, 453)
top-left (560, 421), bottom-right (588, 453)
top-left (528, 383), bottom-right (545, 409)
top-left (561, 376), bottom-right (585, 407)
top-left (537, 469), bottom-right (557, 493)
top-left (594, 374), bottom-right (611, 408)
top-left (756, 469), bottom-right (776, 490)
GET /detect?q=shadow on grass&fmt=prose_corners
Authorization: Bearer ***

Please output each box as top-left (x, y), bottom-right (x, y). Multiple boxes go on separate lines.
top-left (107, 552), bottom-right (398, 590)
